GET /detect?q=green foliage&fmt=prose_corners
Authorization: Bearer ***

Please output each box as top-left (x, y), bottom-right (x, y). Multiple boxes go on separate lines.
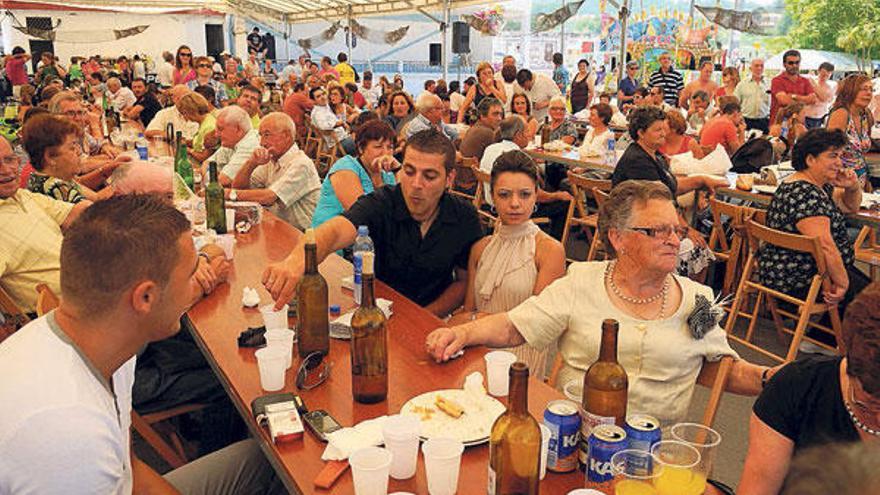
top-left (786, 0), bottom-right (880, 60)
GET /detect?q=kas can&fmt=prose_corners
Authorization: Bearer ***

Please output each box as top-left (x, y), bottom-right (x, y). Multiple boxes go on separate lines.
top-left (543, 400), bottom-right (581, 473)
top-left (625, 414), bottom-right (661, 452)
top-left (586, 424), bottom-right (627, 485)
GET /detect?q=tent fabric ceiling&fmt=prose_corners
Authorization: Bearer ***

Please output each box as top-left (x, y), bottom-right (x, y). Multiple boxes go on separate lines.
top-left (12, 0), bottom-right (485, 24)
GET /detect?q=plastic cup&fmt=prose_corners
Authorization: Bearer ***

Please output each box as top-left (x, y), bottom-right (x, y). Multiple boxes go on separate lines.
top-left (254, 346), bottom-right (287, 391)
top-left (215, 234), bottom-right (234, 259)
top-left (382, 415), bottom-right (421, 480)
top-left (484, 351), bottom-right (517, 396)
top-left (422, 437), bottom-right (464, 495)
top-left (670, 423), bottom-right (721, 479)
top-left (225, 208), bottom-right (235, 233)
top-left (264, 328), bottom-right (295, 370)
top-left (611, 449), bottom-right (661, 495)
top-left (566, 491), bottom-right (606, 495)
top-left (539, 423), bottom-right (551, 480)
top-left (349, 447), bottom-right (392, 495)
top-left (260, 303), bottom-right (289, 331)
top-left (563, 379), bottom-right (583, 404)
top-left (651, 440), bottom-right (703, 495)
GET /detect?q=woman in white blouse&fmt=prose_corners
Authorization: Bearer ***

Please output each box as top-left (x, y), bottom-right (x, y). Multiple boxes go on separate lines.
top-left (427, 180), bottom-right (775, 425)
top-left (577, 102), bottom-right (616, 159)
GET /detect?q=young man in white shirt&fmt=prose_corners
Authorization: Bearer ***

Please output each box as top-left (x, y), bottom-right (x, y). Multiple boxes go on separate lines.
top-left (515, 68), bottom-right (562, 122)
top-left (805, 62), bottom-right (836, 129)
top-left (0, 194), bottom-right (281, 494)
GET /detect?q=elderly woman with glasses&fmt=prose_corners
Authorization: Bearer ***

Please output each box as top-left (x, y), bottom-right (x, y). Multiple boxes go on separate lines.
top-left (427, 180), bottom-right (773, 426)
top-left (738, 282), bottom-right (880, 495)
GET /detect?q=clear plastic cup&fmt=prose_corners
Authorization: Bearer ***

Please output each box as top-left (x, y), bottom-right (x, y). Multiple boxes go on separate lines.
top-left (260, 303), bottom-right (289, 331)
top-left (539, 423), bottom-right (551, 480)
top-left (422, 437), bottom-right (464, 495)
top-left (484, 351), bottom-right (517, 396)
top-left (563, 379), bottom-right (583, 403)
top-left (670, 423), bottom-right (721, 480)
top-left (651, 440), bottom-right (703, 495)
top-left (382, 415), bottom-right (421, 480)
top-left (225, 208), bottom-right (235, 233)
top-left (264, 329), bottom-right (295, 370)
top-left (215, 234), bottom-right (235, 259)
top-left (611, 449), bottom-right (661, 495)
top-left (254, 346), bottom-right (287, 391)
top-left (349, 447), bottom-right (392, 495)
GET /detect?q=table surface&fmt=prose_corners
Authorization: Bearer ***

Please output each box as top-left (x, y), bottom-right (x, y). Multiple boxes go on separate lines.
top-left (184, 214), bottom-right (586, 494)
top-left (526, 148), bottom-right (880, 228)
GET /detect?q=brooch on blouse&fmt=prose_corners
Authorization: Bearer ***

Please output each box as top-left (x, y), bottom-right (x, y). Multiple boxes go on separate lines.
top-left (687, 293), bottom-right (730, 340)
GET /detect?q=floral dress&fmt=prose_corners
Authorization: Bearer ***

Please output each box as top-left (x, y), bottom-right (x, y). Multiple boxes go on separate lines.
top-left (758, 181), bottom-right (853, 296)
top-left (839, 109), bottom-right (872, 185)
top-left (27, 173), bottom-right (87, 204)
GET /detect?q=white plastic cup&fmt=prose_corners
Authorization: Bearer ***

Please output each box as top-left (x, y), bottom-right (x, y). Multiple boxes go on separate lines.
top-left (349, 447), bottom-right (392, 495)
top-left (566, 490), bottom-right (606, 495)
top-left (260, 303), bottom-right (289, 331)
top-left (254, 346), bottom-right (287, 391)
top-left (264, 328), bottom-right (295, 370)
top-left (539, 423), bottom-right (551, 480)
top-left (563, 379), bottom-right (583, 404)
top-left (422, 437), bottom-right (464, 495)
top-left (484, 351), bottom-right (517, 396)
top-left (225, 208), bottom-right (235, 233)
top-left (382, 414), bottom-right (421, 480)
top-left (215, 234), bottom-right (235, 259)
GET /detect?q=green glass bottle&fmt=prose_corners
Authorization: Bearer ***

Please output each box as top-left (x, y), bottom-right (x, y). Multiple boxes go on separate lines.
top-left (205, 161), bottom-right (227, 234)
top-left (174, 131), bottom-right (194, 190)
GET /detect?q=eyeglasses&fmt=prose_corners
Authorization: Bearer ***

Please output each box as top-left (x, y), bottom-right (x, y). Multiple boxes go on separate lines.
top-left (179, 52), bottom-right (192, 57)
top-left (0, 155), bottom-right (21, 168)
top-left (549, 106), bottom-right (566, 111)
top-left (626, 225), bottom-right (689, 240)
top-left (784, 60), bottom-right (800, 66)
top-left (295, 351), bottom-right (331, 390)
top-left (197, 63), bottom-right (212, 68)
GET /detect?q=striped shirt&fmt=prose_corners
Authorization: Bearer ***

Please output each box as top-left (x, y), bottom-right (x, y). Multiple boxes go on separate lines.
top-left (649, 68), bottom-right (684, 106)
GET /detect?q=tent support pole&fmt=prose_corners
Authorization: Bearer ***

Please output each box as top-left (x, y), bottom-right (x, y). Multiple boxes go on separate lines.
top-left (560, 0), bottom-right (565, 55)
top-left (442, 0), bottom-right (449, 81)
top-left (346, 5), bottom-right (353, 62)
top-left (617, 0), bottom-right (629, 83)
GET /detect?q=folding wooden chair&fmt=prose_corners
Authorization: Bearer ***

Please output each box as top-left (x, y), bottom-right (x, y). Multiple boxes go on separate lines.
top-left (33, 284), bottom-right (205, 469)
top-left (0, 285), bottom-right (29, 344)
top-left (708, 198), bottom-right (750, 297)
top-left (561, 172), bottom-right (611, 262)
top-left (471, 165), bottom-right (499, 231)
top-left (855, 226), bottom-right (880, 280)
top-left (545, 354), bottom-right (734, 428)
top-left (313, 130), bottom-right (344, 177)
top-left (449, 156), bottom-right (479, 204)
top-left (724, 220), bottom-right (842, 363)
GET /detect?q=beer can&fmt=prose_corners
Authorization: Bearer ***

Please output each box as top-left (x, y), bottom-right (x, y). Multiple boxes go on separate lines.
top-left (543, 400), bottom-right (581, 473)
top-left (625, 414), bottom-right (662, 453)
top-left (586, 424), bottom-right (627, 484)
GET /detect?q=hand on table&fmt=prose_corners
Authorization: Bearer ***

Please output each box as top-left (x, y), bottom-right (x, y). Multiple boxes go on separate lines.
top-left (102, 143), bottom-right (120, 159)
top-left (262, 259), bottom-right (303, 310)
top-left (425, 327), bottom-right (467, 363)
top-left (194, 256), bottom-right (230, 296)
top-left (702, 175), bottom-right (729, 192)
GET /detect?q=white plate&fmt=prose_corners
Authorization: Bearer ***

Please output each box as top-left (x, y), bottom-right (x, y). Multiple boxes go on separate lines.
top-left (400, 389), bottom-right (505, 447)
top-left (753, 185), bottom-right (778, 195)
top-left (862, 193), bottom-right (880, 209)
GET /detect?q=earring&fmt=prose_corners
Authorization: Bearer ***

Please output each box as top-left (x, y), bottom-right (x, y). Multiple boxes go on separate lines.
top-left (490, 205), bottom-right (497, 215)
top-left (533, 204), bottom-right (538, 213)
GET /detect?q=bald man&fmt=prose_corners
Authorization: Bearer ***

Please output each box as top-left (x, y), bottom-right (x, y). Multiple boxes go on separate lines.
top-left (144, 85), bottom-right (200, 139)
top-left (106, 77), bottom-right (136, 113)
top-left (404, 92), bottom-right (459, 141)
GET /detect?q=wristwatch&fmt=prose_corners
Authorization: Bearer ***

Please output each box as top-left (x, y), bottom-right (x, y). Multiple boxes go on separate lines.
top-left (229, 189), bottom-right (238, 201)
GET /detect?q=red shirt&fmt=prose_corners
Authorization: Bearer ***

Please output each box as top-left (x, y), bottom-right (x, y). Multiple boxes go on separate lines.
top-left (700, 116), bottom-right (739, 154)
top-left (5, 57), bottom-right (28, 85)
top-left (283, 92), bottom-right (314, 133)
top-left (770, 73), bottom-right (814, 123)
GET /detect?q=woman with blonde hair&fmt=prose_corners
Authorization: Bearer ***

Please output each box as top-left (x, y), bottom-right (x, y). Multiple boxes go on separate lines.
top-left (826, 73), bottom-right (875, 187)
top-left (714, 66), bottom-right (740, 103)
top-left (457, 61), bottom-right (507, 124)
top-left (177, 92), bottom-right (217, 162)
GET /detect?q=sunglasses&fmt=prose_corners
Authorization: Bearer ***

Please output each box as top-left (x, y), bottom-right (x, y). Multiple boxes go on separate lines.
top-left (784, 60), bottom-right (800, 66)
top-left (197, 63), bottom-right (212, 68)
top-left (296, 352), bottom-right (331, 390)
top-left (180, 52), bottom-right (193, 57)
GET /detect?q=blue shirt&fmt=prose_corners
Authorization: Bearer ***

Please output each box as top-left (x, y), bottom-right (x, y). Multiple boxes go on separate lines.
top-left (618, 76), bottom-right (640, 109)
top-left (311, 154), bottom-right (397, 228)
top-left (553, 66), bottom-right (570, 92)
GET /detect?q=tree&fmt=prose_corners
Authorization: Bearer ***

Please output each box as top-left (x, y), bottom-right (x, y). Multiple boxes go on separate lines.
top-left (786, 0), bottom-right (880, 60)
top-left (836, 5), bottom-right (880, 71)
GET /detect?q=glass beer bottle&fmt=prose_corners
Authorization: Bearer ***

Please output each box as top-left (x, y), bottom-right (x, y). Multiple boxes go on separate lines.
top-left (540, 117), bottom-right (551, 146)
top-left (579, 319), bottom-right (628, 470)
top-left (297, 228), bottom-right (329, 359)
top-left (174, 130), bottom-right (194, 190)
top-left (488, 362), bottom-right (541, 495)
top-left (204, 161), bottom-right (227, 234)
top-left (350, 252), bottom-right (388, 403)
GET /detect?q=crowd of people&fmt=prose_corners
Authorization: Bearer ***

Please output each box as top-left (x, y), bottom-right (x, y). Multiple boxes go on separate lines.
top-left (0, 41), bottom-right (879, 494)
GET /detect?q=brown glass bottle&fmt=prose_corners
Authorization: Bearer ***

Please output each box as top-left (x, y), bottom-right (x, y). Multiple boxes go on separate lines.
top-left (296, 228), bottom-right (329, 359)
top-left (488, 362), bottom-right (541, 495)
top-left (540, 117), bottom-right (551, 146)
top-left (578, 319), bottom-right (628, 470)
top-left (350, 252), bottom-right (388, 403)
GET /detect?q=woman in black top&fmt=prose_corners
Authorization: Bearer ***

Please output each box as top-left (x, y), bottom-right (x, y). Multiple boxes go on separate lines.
top-left (569, 59), bottom-right (593, 114)
top-left (457, 62), bottom-right (506, 124)
top-left (757, 128), bottom-right (867, 311)
top-left (739, 283), bottom-right (880, 495)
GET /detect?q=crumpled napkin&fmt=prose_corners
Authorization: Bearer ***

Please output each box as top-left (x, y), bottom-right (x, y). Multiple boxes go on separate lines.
top-left (321, 415), bottom-right (389, 461)
top-left (332, 298), bottom-right (393, 326)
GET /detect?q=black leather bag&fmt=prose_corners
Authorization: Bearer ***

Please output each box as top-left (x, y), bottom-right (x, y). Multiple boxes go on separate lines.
top-left (730, 137), bottom-right (774, 173)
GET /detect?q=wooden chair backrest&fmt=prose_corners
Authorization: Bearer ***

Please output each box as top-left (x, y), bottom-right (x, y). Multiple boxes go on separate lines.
top-left (567, 172), bottom-right (611, 220)
top-left (708, 197), bottom-right (741, 254)
top-left (746, 220), bottom-right (826, 274)
top-left (593, 188), bottom-right (610, 207)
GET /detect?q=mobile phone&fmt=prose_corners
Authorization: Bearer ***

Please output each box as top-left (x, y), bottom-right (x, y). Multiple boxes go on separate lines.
top-left (302, 410), bottom-right (343, 442)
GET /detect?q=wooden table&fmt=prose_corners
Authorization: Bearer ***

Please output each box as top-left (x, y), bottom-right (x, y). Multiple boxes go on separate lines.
top-left (184, 215), bottom-right (586, 494)
top-left (526, 148), bottom-right (613, 175)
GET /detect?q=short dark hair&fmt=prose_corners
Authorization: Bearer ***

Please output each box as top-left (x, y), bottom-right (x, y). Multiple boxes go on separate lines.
top-left (501, 65), bottom-right (517, 83)
top-left (345, 82), bottom-right (359, 93)
top-left (720, 99), bottom-right (741, 115)
top-left (21, 114), bottom-right (81, 171)
top-left (782, 49), bottom-right (801, 62)
top-left (131, 77), bottom-right (147, 86)
top-left (90, 72), bottom-right (104, 83)
top-left (353, 110), bottom-right (379, 131)
top-left (424, 79), bottom-right (436, 90)
top-left (404, 129), bottom-right (456, 173)
top-left (309, 86), bottom-right (324, 99)
top-left (12, 46), bottom-right (25, 55)
top-left (591, 103), bottom-right (613, 125)
top-left (292, 82), bottom-right (306, 93)
top-left (464, 76), bottom-right (476, 88)
top-left (515, 69), bottom-right (534, 86)
top-left (578, 59), bottom-right (589, 68)
top-left (552, 53), bottom-right (563, 65)
top-left (628, 106), bottom-right (666, 140)
top-left (791, 128), bottom-right (847, 171)
top-left (634, 86), bottom-right (650, 97)
top-left (818, 62), bottom-right (835, 73)
top-left (240, 84), bottom-right (261, 97)
top-left (691, 90), bottom-right (710, 103)
top-left (193, 84), bottom-right (216, 104)
top-left (490, 149), bottom-right (538, 189)
top-left (61, 194), bottom-right (191, 315)
top-left (477, 97), bottom-right (503, 118)
top-left (337, 52), bottom-right (347, 62)
top-left (355, 118), bottom-right (395, 153)
top-left (448, 81), bottom-right (460, 94)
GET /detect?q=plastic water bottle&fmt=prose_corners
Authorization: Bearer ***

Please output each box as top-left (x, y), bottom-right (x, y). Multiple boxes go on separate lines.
top-left (780, 120), bottom-right (789, 141)
top-left (135, 133), bottom-right (149, 160)
top-left (352, 225), bottom-right (375, 305)
top-left (605, 138), bottom-right (618, 167)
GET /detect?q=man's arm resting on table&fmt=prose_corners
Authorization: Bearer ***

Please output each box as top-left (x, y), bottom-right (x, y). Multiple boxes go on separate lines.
top-left (425, 267), bottom-right (468, 318)
top-left (228, 187), bottom-right (278, 207)
top-left (133, 454), bottom-right (181, 494)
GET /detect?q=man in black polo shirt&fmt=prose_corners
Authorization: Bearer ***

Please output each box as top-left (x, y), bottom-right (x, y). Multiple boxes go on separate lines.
top-left (263, 129), bottom-right (484, 317)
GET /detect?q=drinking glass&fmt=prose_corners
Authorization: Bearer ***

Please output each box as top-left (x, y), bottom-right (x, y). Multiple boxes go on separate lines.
top-left (611, 449), bottom-right (661, 495)
top-left (650, 440), bottom-right (703, 495)
top-left (670, 422), bottom-right (721, 480)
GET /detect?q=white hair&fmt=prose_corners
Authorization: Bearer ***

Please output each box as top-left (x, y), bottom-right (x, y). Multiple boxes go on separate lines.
top-left (217, 105), bottom-right (252, 132)
top-left (415, 92), bottom-right (440, 113)
top-left (261, 112), bottom-right (296, 137)
top-left (549, 95), bottom-right (567, 108)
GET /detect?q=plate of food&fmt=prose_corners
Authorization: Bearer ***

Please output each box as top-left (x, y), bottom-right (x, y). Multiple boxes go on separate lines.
top-left (753, 184), bottom-right (778, 195)
top-left (542, 140), bottom-right (571, 152)
top-left (400, 389), bottom-right (505, 446)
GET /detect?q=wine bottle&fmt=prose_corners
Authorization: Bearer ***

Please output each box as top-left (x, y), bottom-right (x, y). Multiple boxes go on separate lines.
top-left (174, 130), bottom-right (194, 190)
top-left (205, 161), bottom-right (227, 234)
top-left (297, 228), bottom-right (329, 359)
top-left (488, 362), bottom-right (541, 495)
top-left (540, 116), bottom-right (551, 146)
top-left (578, 319), bottom-right (628, 471)
top-left (350, 252), bottom-right (387, 403)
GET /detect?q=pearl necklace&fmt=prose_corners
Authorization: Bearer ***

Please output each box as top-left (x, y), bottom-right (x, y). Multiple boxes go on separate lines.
top-left (844, 382), bottom-right (880, 437)
top-left (605, 260), bottom-right (670, 317)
